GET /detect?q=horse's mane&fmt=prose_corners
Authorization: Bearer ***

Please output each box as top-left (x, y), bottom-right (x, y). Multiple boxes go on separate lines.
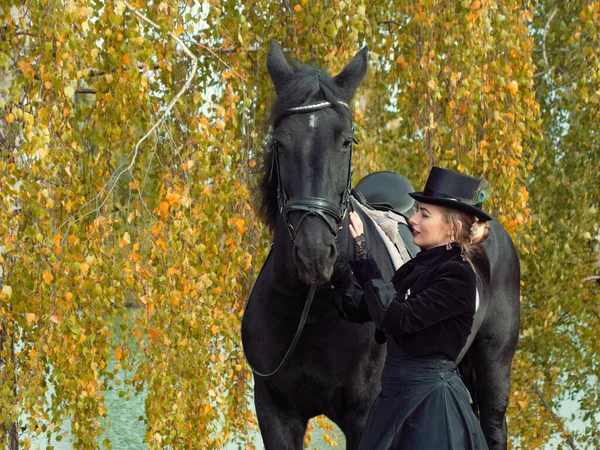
top-left (258, 64), bottom-right (351, 230)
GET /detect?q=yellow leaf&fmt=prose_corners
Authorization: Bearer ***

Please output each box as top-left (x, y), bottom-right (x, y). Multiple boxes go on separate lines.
top-left (115, 348), bottom-right (122, 360)
top-left (395, 55), bottom-right (408, 70)
top-left (43, 272), bottom-right (54, 284)
top-left (427, 79), bottom-right (436, 90)
top-left (80, 263), bottom-right (90, 274)
top-left (50, 314), bottom-right (62, 324)
top-left (170, 291), bottom-right (181, 306)
top-left (507, 80), bottom-right (519, 96)
top-left (166, 192), bottom-right (180, 205)
top-left (174, 25), bottom-right (184, 36)
top-left (6, 113), bottom-right (14, 124)
top-left (119, 232), bottom-right (131, 248)
top-left (2, 285), bottom-right (12, 298)
top-left (38, 147), bottom-right (49, 159)
top-left (294, 4), bottom-right (302, 12)
top-left (26, 313), bottom-right (36, 325)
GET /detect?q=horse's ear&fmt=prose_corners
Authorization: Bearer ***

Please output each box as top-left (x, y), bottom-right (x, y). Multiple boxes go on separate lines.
top-left (333, 46), bottom-right (368, 102)
top-left (267, 39), bottom-right (293, 95)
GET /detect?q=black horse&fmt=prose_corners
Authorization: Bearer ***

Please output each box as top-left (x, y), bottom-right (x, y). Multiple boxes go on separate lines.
top-left (241, 40), bottom-right (520, 450)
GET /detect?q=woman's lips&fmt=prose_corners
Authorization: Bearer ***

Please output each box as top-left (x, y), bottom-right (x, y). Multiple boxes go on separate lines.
top-left (411, 230), bottom-right (420, 237)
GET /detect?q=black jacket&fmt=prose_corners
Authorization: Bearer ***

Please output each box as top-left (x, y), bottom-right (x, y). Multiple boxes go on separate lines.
top-left (336, 243), bottom-right (476, 361)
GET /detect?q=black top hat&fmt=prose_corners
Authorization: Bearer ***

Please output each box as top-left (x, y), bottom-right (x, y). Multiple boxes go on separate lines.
top-left (409, 167), bottom-right (493, 221)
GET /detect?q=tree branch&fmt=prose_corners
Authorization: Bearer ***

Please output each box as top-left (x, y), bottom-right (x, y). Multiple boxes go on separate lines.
top-left (532, 383), bottom-right (578, 450)
top-left (60, 1), bottom-right (199, 235)
top-left (534, 8), bottom-right (557, 78)
top-left (183, 37), bottom-right (247, 82)
top-left (378, 20), bottom-right (401, 27)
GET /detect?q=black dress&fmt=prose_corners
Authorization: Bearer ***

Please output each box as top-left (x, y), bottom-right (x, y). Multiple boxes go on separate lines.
top-left (337, 243), bottom-right (489, 450)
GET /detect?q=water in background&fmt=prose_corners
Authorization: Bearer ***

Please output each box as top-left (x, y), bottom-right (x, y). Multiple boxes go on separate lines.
top-left (21, 350), bottom-right (344, 449)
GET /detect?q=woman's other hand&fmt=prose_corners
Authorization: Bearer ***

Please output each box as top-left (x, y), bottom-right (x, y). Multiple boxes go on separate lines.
top-left (349, 211), bottom-right (365, 239)
top-left (349, 211), bottom-right (371, 260)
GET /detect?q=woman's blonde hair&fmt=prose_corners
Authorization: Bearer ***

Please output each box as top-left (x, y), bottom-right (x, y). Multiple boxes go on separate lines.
top-left (441, 207), bottom-right (490, 267)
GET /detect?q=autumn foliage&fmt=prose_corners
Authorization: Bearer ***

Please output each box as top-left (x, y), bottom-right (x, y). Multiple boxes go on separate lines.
top-left (0, 0), bottom-right (598, 449)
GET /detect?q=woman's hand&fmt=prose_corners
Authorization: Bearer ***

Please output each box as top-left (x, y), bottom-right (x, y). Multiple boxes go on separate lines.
top-left (349, 211), bottom-right (364, 239)
top-left (349, 211), bottom-right (371, 260)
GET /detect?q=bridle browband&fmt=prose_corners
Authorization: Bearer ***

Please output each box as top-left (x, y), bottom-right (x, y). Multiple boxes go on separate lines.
top-left (269, 100), bottom-right (357, 243)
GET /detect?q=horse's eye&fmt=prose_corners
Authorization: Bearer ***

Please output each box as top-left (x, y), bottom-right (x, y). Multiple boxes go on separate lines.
top-left (342, 139), bottom-right (353, 149)
top-left (273, 139), bottom-right (285, 152)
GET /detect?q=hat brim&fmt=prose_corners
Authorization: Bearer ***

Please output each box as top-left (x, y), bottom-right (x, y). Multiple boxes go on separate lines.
top-left (409, 192), bottom-right (493, 221)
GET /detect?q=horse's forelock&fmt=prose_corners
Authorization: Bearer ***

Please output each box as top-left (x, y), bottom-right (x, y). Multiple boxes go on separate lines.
top-left (270, 67), bottom-right (347, 125)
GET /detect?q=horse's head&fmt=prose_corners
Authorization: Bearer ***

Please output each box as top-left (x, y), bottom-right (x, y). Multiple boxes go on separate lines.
top-left (263, 40), bottom-right (368, 285)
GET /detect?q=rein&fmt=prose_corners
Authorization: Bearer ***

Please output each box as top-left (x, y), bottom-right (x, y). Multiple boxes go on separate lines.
top-left (245, 280), bottom-right (317, 378)
top-left (247, 99), bottom-right (356, 378)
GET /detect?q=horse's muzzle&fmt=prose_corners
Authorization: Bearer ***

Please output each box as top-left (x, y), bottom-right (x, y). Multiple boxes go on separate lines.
top-left (293, 240), bottom-right (337, 285)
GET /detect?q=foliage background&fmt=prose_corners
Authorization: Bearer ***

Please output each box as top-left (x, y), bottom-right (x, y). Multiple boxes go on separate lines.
top-left (0, 0), bottom-right (598, 448)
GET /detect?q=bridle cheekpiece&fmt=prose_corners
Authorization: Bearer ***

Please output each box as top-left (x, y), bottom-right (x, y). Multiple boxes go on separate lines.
top-left (269, 100), bottom-right (356, 243)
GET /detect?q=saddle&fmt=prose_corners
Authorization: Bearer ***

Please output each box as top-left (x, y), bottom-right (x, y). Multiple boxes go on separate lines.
top-left (352, 171), bottom-right (420, 267)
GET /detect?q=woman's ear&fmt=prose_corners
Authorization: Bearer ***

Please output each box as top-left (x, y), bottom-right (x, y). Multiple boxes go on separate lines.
top-left (450, 221), bottom-right (463, 241)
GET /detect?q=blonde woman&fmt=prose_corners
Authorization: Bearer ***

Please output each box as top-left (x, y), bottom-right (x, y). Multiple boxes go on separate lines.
top-left (342, 167), bottom-right (491, 450)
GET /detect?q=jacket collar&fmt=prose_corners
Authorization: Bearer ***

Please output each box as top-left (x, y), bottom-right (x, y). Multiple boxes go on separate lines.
top-left (413, 242), bottom-right (462, 267)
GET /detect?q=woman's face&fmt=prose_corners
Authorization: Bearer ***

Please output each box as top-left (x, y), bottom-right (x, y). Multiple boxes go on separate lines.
top-left (408, 202), bottom-right (453, 251)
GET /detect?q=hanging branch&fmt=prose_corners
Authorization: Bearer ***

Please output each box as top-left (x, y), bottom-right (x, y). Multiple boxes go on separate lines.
top-left (532, 383), bottom-right (578, 450)
top-left (60, 1), bottom-right (199, 236)
top-left (534, 8), bottom-right (558, 78)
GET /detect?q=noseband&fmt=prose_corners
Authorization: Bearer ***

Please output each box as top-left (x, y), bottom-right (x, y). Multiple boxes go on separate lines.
top-left (269, 100), bottom-right (357, 242)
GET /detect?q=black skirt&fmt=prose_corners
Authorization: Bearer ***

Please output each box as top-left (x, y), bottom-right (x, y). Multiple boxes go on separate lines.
top-left (358, 357), bottom-right (489, 450)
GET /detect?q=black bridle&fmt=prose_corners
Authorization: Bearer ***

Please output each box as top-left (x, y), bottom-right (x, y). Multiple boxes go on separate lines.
top-left (245, 100), bottom-right (356, 378)
top-left (269, 100), bottom-right (357, 243)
